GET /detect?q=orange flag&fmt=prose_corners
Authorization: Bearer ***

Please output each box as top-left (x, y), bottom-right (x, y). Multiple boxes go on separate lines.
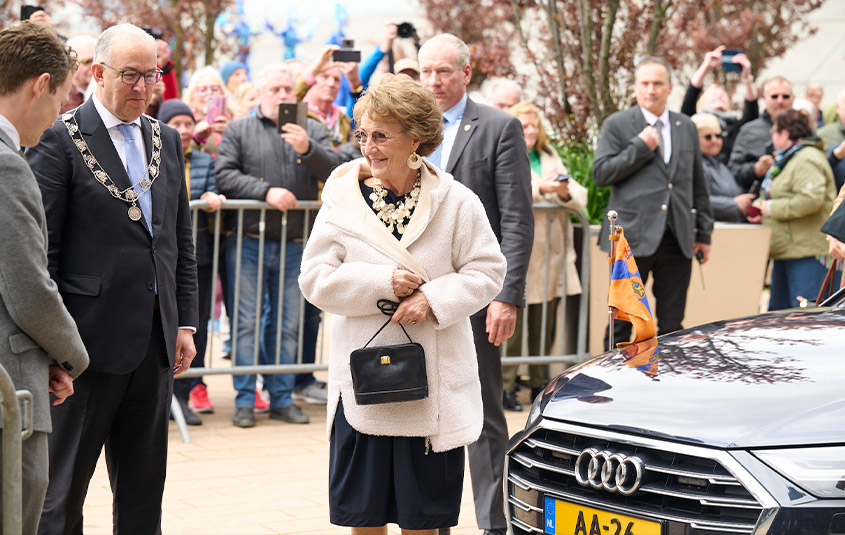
top-left (608, 228), bottom-right (656, 345)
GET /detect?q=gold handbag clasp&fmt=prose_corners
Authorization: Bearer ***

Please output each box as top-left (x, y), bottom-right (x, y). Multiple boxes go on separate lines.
top-left (380, 356), bottom-right (391, 365)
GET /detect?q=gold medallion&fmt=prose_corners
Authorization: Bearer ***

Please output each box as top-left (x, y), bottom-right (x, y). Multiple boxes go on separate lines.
top-left (128, 205), bottom-right (142, 221)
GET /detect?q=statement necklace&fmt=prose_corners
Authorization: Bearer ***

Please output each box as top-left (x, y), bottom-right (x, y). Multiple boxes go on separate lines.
top-left (62, 111), bottom-right (162, 222)
top-left (369, 170), bottom-right (421, 235)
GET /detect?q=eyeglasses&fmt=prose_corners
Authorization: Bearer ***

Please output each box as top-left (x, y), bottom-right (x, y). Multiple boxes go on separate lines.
top-left (101, 63), bottom-right (163, 85)
top-left (195, 85), bottom-right (223, 95)
top-left (768, 94), bottom-right (793, 100)
top-left (354, 129), bottom-right (403, 146)
top-left (702, 133), bottom-right (723, 141)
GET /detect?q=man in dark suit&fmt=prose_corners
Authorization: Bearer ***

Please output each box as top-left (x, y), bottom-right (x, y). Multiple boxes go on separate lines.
top-left (0, 22), bottom-right (90, 535)
top-left (418, 34), bottom-right (534, 535)
top-left (28, 23), bottom-right (198, 534)
top-left (593, 56), bottom-right (713, 346)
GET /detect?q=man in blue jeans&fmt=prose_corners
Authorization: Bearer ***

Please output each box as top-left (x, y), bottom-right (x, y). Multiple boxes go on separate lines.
top-left (215, 64), bottom-right (339, 427)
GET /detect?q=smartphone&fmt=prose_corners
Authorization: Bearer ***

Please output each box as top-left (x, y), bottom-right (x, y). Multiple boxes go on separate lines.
top-left (277, 101), bottom-right (308, 133)
top-left (206, 95), bottom-right (226, 125)
top-left (20, 5), bottom-right (45, 20)
top-left (721, 49), bottom-right (743, 73)
top-left (554, 174), bottom-right (571, 182)
top-left (333, 49), bottom-right (361, 63)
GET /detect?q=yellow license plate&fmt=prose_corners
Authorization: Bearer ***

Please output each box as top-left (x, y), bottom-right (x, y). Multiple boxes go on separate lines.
top-left (544, 497), bottom-right (662, 535)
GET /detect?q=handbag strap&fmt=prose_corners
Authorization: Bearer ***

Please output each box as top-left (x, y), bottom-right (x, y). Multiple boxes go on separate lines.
top-left (816, 259), bottom-right (842, 305)
top-left (361, 300), bottom-right (414, 348)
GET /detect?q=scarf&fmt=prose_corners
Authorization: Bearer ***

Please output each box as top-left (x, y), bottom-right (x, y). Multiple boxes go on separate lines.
top-left (761, 137), bottom-right (825, 200)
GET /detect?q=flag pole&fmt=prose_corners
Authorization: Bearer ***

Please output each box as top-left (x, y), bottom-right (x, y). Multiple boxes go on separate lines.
top-left (607, 210), bottom-right (618, 352)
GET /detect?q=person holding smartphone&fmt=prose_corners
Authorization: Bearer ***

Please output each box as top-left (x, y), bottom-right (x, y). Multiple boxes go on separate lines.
top-left (680, 46), bottom-right (759, 163)
top-left (501, 101), bottom-right (587, 411)
top-left (183, 66), bottom-right (232, 156)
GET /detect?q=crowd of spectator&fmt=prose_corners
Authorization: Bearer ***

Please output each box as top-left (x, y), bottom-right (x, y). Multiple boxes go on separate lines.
top-left (4, 6), bottom-right (845, 535)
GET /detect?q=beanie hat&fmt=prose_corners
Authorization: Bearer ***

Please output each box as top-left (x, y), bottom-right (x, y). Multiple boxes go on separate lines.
top-left (220, 61), bottom-right (249, 84)
top-left (158, 98), bottom-right (195, 125)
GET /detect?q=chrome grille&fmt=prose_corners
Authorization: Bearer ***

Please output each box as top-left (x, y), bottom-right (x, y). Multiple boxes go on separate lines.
top-left (507, 424), bottom-right (765, 534)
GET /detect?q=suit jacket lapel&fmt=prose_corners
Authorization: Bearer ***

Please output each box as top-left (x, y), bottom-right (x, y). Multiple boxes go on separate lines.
top-left (76, 99), bottom-right (135, 193)
top-left (445, 97), bottom-right (478, 173)
top-left (667, 112), bottom-right (681, 178)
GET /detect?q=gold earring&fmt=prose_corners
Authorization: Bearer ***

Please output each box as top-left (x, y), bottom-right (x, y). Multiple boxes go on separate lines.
top-left (407, 152), bottom-right (422, 169)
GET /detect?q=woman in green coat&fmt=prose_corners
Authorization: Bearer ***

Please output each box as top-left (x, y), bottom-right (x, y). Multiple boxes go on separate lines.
top-left (753, 109), bottom-right (836, 309)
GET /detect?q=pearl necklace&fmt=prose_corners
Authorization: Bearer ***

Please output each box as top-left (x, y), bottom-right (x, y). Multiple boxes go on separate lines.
top-left (369, 170), bottom-right (421, 235)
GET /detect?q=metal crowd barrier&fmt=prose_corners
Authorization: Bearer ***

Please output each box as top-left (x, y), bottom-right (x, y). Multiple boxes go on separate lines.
top-left (172, 200), bottom-right (591, 440)
top-left (0, 363), bottom-right (33, 535)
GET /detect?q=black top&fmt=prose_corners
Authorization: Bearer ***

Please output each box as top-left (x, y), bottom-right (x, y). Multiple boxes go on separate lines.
top-left (359, 181), bottom-right (416, 240)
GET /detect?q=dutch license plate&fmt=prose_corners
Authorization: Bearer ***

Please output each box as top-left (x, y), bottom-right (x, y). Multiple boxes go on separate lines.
top-left (544, 497), bottom-right (662, 535)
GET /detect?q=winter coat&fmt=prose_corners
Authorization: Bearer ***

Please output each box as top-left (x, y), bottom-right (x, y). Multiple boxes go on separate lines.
top-left (298, 159), bottom-right (506, 452)
top-left (764, 143), bottom-right (836, 259)
top-left (526, 146), bottom-right (587, 303)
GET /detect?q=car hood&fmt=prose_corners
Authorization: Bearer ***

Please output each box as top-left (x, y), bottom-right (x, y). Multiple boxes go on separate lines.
top-left (539, 308), bottom-right (845, 448)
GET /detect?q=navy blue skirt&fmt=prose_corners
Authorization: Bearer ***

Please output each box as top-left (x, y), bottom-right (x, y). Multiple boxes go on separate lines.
top-left (329, 398), bottom-right (465, 529)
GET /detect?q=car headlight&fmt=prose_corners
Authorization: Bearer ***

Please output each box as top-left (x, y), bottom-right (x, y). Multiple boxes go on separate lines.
top-left (755, 446), bottom-right (845, 498)
top-left (525, 389), bottom-right (546, 427)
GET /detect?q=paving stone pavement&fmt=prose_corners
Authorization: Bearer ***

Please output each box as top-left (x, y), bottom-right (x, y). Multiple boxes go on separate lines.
top-left (81, 363), bottom-right (531, 534)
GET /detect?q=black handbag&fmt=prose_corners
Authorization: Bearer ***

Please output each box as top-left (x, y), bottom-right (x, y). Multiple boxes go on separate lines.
top-left (349, 300), bottom-right (428, 405)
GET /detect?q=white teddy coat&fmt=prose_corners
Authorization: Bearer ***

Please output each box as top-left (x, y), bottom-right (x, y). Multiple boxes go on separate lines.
top-left (299, 158), bottom-right (506, 452)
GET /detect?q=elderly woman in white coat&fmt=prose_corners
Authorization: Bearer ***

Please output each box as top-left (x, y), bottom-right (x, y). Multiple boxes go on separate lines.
top-left (502, 101), bottom-right (588, 411)
top-left (298, 74), bottom-right (506, 534)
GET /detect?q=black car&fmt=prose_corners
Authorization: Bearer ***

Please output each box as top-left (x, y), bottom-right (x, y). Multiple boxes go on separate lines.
top-left (505, 305), bottom-right (845, 535)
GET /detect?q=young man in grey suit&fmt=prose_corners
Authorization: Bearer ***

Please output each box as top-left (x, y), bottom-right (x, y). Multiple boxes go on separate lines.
top-left (28, 24), bottom-right (198, 534)
top-left (0, 22), bottom-right (90, 535)
top-left (593, 56), bottom-right (714, 346)
top-left (419, 34), bottom-right (534, 535)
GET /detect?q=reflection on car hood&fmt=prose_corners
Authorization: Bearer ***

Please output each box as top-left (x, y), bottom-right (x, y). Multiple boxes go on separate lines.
top-left (541, 308), bottom-right (845, 448)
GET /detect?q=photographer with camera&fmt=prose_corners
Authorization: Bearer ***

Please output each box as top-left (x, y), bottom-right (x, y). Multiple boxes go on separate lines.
top-left (680, 45), bottom-right (759, 163)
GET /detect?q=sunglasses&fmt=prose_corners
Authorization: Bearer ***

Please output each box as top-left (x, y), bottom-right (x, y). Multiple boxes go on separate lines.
top-left (768, 94), bottom-right (793, 100)
top-left (702, 133), bottom-right (723, 141)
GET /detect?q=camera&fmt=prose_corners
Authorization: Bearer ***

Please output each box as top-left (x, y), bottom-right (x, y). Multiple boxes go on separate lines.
top-left (332, 39), bottom-right (361, 63)
top-left (396, 22), bottom-right (417, 39)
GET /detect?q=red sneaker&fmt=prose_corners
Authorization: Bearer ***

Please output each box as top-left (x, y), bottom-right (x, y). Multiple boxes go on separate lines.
top-left (254, 388), bottom-right (270, 413)
top-left (189, 384), bottom-right (214, 414)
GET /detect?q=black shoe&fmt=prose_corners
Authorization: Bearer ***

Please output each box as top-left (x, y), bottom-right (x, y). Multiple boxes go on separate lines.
top-left (269, 403), bottom-right (310, 424)
top-left (232, 406), bottom-right (256, 428)
top-left (171, 396), bottom-right (201, 426)
top-left (483, 530), bottom-right (507, 535)
top-left (502, 390), bottom-right (523, 412)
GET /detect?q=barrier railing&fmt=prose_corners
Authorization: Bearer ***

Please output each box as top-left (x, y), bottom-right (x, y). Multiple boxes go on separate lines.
top-left (0, 363), bottom-right (33, 535)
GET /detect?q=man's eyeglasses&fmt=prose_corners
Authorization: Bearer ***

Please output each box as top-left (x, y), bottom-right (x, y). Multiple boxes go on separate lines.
top-left (101, 63), bottom-right (163, 85)
top-left (354, 129), bottom-right (403, 146)
top-left (768, 94), bottom-right (793, 100)
top-left (702, 133), bottom-right (723, 141)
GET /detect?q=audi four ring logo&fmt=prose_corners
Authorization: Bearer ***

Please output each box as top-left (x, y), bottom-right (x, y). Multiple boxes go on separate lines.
top-left (574, 448), bottom-right (645, 495)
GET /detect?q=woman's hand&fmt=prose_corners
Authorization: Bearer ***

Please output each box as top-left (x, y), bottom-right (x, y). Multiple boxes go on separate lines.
top-left (828, 236), bottom-right (845, 260)
top-left (194, 120), bottom-right (212, 140)
top-left (539, 179), bottom-right (571, 200)
top-left (391, 290), bottom-right (430, 325)
top-left (392, 268), bottom-right (422, 298)
top-left (210, 115), bottom-right (230, 134)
